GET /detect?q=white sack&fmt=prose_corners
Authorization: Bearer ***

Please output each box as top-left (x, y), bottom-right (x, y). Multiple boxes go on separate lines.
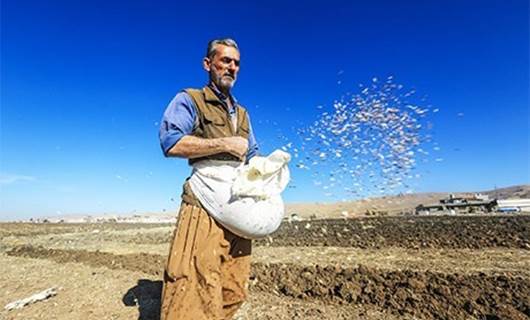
top-left (189, 150), bottom-right (291, 239)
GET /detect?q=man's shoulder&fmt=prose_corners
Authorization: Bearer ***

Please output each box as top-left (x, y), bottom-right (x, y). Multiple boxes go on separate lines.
top-left (182, 87), bottom-right (208, 104)
top-left (182, 87), bottom-right (202, 95)
top-left (170, 90), bottom-right (186, 99)
top-left (167, 91), bottom-right (196, 112)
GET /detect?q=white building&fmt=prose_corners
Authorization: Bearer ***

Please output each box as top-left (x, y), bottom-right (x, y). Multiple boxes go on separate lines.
top-left (497, 199), bottom-right (530, 212)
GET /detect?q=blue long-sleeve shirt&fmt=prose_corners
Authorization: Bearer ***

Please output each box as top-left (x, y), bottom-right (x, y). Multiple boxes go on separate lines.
top-left (159, 90), bottom-right (259, 160)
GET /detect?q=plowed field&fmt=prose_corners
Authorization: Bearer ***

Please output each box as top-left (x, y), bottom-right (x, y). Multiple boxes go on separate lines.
top-left (1, 215), bottom-right (529, 319)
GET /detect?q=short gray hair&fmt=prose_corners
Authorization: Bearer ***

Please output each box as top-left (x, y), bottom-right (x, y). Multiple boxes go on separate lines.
top-left (206, 38), bottom-right (239, 59)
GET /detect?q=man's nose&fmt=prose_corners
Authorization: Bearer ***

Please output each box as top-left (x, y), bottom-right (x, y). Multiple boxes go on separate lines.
top-left (227, 61), bottom-right (237, 72)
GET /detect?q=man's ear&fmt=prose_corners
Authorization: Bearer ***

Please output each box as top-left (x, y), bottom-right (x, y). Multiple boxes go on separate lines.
top-left (203, 57), bottom-right (211, 72)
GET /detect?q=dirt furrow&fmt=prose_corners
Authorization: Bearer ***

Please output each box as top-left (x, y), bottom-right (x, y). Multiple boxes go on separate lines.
top-left (252, 263), bottom-right (530, 320)
top-left (7, 246), bottom-right (529, 320)
top-left (256, 215), bottom-right (530, 249)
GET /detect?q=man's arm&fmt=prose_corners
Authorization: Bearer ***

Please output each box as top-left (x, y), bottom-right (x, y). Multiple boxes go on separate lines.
top-left (159, 92), bottom-right (197, 157)
top-left (159, 92), bottom-right (248, 160)
top-left (166, 135), bottom-right (248, 160)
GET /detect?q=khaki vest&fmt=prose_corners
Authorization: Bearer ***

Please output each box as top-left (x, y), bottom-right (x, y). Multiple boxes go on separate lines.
top-left (181, 86), bottom-right (251, 206)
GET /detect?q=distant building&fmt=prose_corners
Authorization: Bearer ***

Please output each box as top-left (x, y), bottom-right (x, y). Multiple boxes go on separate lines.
top-left (497, 199), bottom-right (530, 212)
top-left (416, 193), bottom-right (496, 214)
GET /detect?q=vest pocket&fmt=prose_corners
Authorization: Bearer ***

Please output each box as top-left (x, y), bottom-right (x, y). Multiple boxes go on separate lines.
top-left (202, 112), bottom-right (226, 126)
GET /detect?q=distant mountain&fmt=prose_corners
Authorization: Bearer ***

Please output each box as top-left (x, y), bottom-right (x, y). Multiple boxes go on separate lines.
top-left (480, 185), bottom-right (530, 199)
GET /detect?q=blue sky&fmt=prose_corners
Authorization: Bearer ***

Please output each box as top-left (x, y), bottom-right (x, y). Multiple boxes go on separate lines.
top-left (1, 0), bottom-right (529, 220)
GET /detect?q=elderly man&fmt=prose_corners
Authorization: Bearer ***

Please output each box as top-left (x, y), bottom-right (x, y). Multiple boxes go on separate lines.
top-left (158, 38), bottom-right (258, 320)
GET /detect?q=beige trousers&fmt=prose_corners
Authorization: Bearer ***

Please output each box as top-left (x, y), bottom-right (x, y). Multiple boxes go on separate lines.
top-left (160, 203), bottom-right (251, 320)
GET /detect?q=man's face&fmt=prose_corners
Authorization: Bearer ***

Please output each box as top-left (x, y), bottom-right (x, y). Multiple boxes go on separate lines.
top-left (203, 44), bottom-right (240, 93)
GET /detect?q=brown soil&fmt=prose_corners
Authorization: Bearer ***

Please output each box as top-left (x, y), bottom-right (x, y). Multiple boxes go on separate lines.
top-left (252, 263), bottom-right (530, 320)
top-left (0, 254), bottom-right (411, 320)
top-left (255, 215), bottom-right (530, 249)
top-left (7, 245), bottom-right (530, 320)
top-left (6, 245), bottom-right (165, 276)
top-left (2, 215), bottom-right (529, 319)
top-left (0, 222), bottom-right (167, 238)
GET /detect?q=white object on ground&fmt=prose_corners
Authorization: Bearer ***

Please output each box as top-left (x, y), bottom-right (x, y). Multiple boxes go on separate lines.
top-left (189, 150), bottom-right (291, 239)
top-left (5, 287), bottom-right (58, 310)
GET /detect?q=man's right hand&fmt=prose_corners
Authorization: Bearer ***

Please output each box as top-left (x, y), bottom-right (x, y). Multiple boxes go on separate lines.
top-left (222, 136), bottom-right (249, 160)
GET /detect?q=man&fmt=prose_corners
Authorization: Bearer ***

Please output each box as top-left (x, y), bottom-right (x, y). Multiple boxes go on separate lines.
top-left (158, 38), bottom-right (258, 320)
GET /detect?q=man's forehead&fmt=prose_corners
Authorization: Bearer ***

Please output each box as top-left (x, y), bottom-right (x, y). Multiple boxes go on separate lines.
top-left (214, 45), bottom-right (240, 58)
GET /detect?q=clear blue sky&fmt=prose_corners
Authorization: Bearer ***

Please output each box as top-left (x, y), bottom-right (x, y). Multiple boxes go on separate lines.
top-left (1, 0), bottom-right (528, 220)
